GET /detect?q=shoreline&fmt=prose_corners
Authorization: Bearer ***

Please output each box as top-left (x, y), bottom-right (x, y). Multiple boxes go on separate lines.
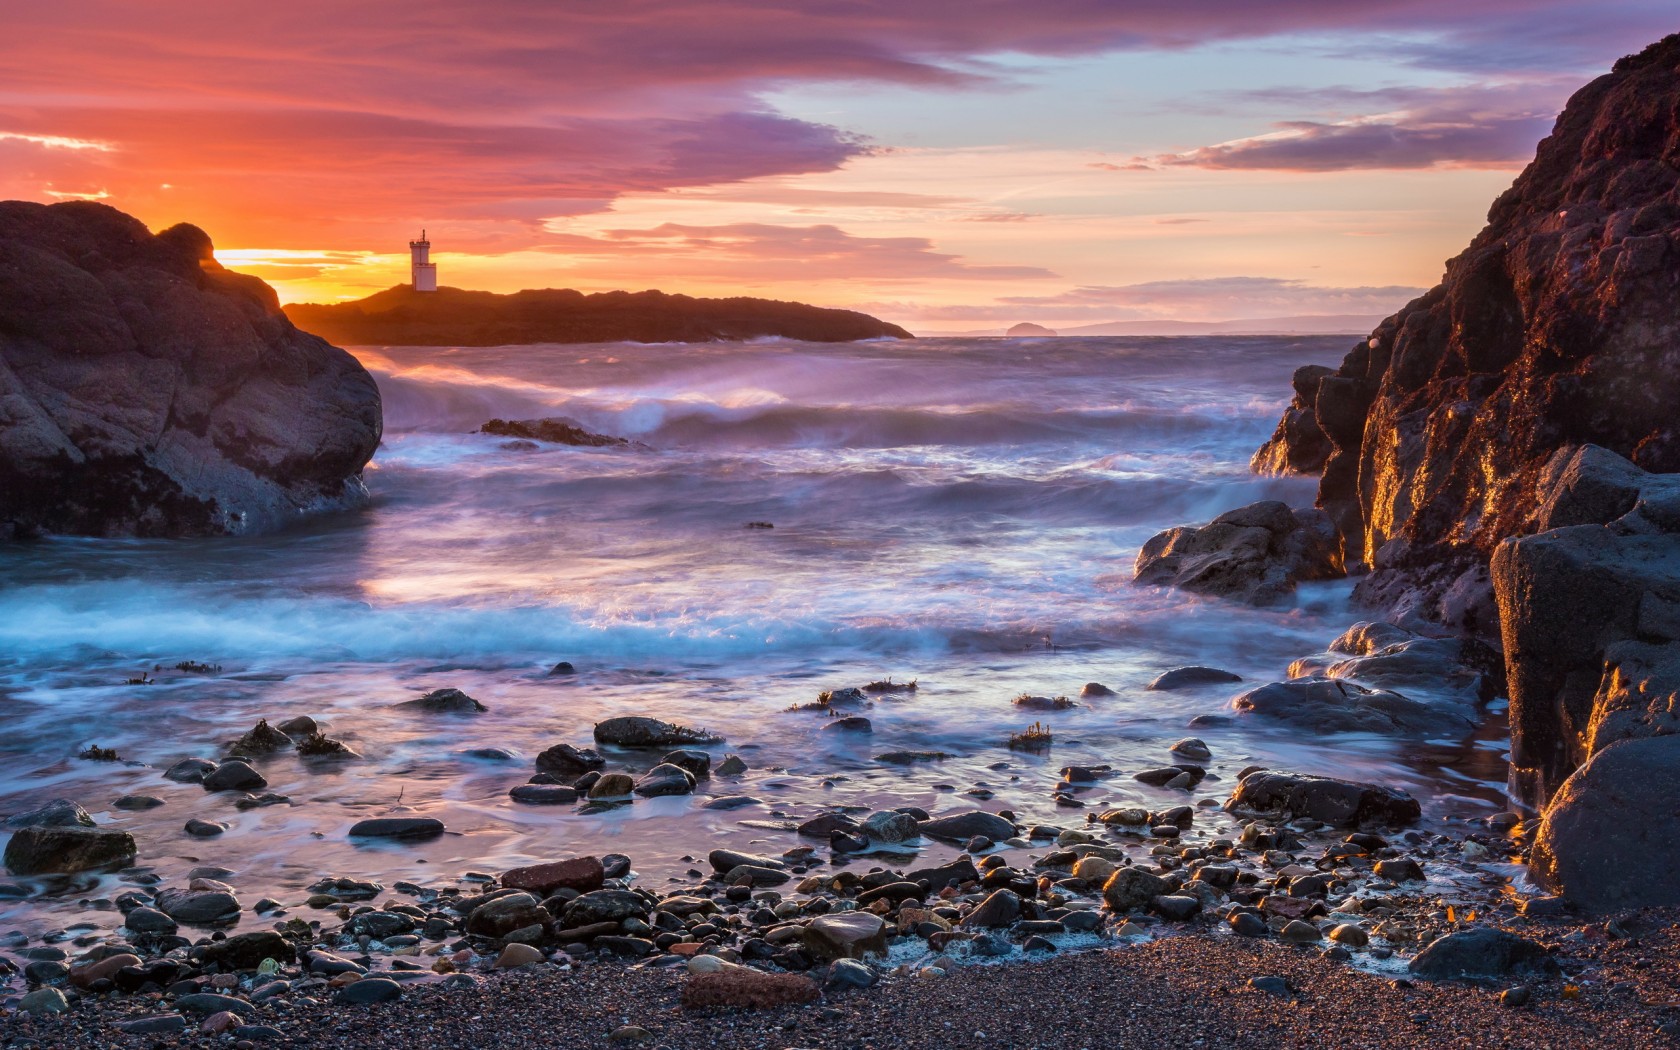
top-left (9, 919), bottom-right (1677, 1049)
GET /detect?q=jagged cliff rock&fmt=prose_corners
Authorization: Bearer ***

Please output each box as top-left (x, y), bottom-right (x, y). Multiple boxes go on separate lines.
top-left (1253, 34), bottom-right (1680, 627)
top-left (0, 201), bottom-right (382, 538)
top-left (284, 286), bottom-right (912, 346)
top-left (1132, 500), bottom-right (1340, 606)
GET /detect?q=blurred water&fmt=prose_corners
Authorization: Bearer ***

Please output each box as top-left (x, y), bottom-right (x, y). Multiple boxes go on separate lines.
top-left (0, 336), bottom-right (1509, 935)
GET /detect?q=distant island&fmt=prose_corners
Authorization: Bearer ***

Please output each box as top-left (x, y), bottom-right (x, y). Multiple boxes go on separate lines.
top-left (1006, 322), bottom-right (1057, 337)
top-left (283, 285), bottom-right (913, 346)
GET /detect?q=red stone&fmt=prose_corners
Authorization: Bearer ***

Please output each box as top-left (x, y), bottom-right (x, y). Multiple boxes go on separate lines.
top-left (501, 856), bottom-right (605, 896)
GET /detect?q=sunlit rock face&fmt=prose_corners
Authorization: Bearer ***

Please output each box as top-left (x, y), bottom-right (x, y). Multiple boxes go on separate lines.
top-left (0, 201), bottom-right (382, 538)
top-left (1254, 33), bottom-right (1680, 625)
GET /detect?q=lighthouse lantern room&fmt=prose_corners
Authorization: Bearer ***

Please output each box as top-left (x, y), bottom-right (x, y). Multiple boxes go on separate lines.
top-left (409, 230), bottom-right (437, 292)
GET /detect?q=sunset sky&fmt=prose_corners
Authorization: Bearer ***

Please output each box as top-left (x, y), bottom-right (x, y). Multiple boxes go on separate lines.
top-left (2, 2), bottom-right (1670, 331)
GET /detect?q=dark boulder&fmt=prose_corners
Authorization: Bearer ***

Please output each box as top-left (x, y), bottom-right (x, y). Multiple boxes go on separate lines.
top-left (1533, 736), bottom-right (1680, 912)
top-left (197, 931), bottom-right (296, 970)
top-left (201, 759), bottom-right (266, 793)
top-left (4, 799), bottom-right (94, 828)
top-left (534, 742), bottom-right (604, 776)
top-left (1133, 501), bottom-right (1340, 605)
top-left (917, 811), bottom-right (1014, 843)
top-left (3, 825), bottom-right (136, 874)
top-left (1147, 666), bottom-right (1242, 691)
top-left (1230, 678), bottom-right (1453, 734)
top-left (394, 688), bottom-right (486, 713)
top-left (1226, 770), bottom-right (1420, 827)
top-left (0, 201), bottom-right (381, 538)
top-left (593, 716), bottom-right (721, 747)
top-left (348, 817), bottom-right (445, 840)
top-left (1408, 928), bottom-right (1557, 980)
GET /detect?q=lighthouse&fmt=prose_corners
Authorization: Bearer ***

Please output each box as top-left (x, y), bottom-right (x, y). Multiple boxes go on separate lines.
top-left (409, 230), bottom-right (437, 292)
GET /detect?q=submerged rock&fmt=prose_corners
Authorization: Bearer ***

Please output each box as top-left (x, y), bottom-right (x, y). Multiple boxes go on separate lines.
top-left (1226, 770), bottom-right (1420, 827)
top-left (1148, 666), bottom-right (1242, 691)
top-left (395, 688), bottom-right (486, 713)
top-left (155, 885), bottom-right (241, 926)
top-left (3, 825), bottom-right (137, 875)
top-left (348, 817), bottom-right (445, 840)
top-left (479, 418), bottom-right (628, 447)
top-left (0, 201), bottom-right (381, 538)
top-left (593, 716), bottom-right (721, 747)
top-left (1133, 500), bottom-right (1340, 605)
top-left (229, 719), bottom-right (293, 755)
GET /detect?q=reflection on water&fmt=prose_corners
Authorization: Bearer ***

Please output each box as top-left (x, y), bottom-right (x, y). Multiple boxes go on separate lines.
top-left (0, 336), bottom-right (1509, 936)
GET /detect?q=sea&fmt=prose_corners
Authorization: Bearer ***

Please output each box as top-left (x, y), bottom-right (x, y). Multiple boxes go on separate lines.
top-left (0, 336), bottom-right (1513, 935)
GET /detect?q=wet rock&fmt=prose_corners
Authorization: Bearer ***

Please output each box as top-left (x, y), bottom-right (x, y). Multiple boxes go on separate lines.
top-left (1292, 634), bottom-right (1502, 708)
top-left (113, 794), bottom-right (165, 811)
top-left (1080, 682), bottom-right (1117, 697)
top-left (184, 819), bottom-right (228, 838)
top-left (276, 715), bottom-right (319, 737)
top-left (962, 889), bottom-right (1021, 927)
top-left (1375, 858), bottom-right (1424, 883)
top-left (502, 856), bottom-right (604, 897)
top-left (5, 799), bottom-right (95, 828)
top-left (876, 750), bottom-right (951, 765)
top-left (296, 732), bottom-right (358, 758)
top-left (1102, 866), bottom-right (1170, 912)
top-left (508, 784), bottom-right (579, 805)
top-left (594, 716), bottom-right (721, 747)
top-left (1170, 738), bottom-right (1212, 761)
top-left (1533, 735), bottom-right (1680, 912)
top-left (19, 988), bottom-right (68, 1015)
top-left (202, 758), bottom-right (267, 793)
top-left (548, 661), bottom-right (577, 676)
top-left (348, 817), bottom-right (445, 840)
top-left (1134, 500), bottom-right (1341, 605)
top-left (1229, 911), bottom-right (1267, 937)
top-left (176, 993), bottom-right (256, 1018)
top-left (1013, 694), bottom-right (1075, 711)
top-left (799, 813), bottom-right (861, 838)
top-left (633, 763), bottom-right (696, 797)
top-left (918, 810), bottom-right (1014, 842)
top-left (708, 849), bottom-right (785, 874)
top-left (862, 811), bottom-right (920, 844)
top-left (561, 889), bottom-right (649, 926)
top-left (701, 795), bottom-right (760, 810)
top-left (1231, 678), bottom-right (1451, 734)
top-left (661, 749), bottom-right (711, 778)
top-left (198, 931), bottom-right (296, 970)
top-left (822, 716), bottom-right (873, 732)
top-left (1226, 770), bottom-right (1420, 827)
top-left (1152, 894), bottom-right (1201, 921)
top-left (802, 912), bottom-right (888, 961)
top-left (164, 758), bottom-right (218, 784)
top-left (115, 1015), bottom-right (187, 1035)
top-left (535, 742), bottom-right (605, 776)
top-left (717, 755), bottom-right (748, 775)
top-left (0, 202), bottom-right (381, 539)
top-left (230, 719), bottom-right (293, 755)
top-left (156, 885), bottom-right (241, 926)
top-left (466, 892), bottom-right (549, 937)
top-left (337, 977), bottom-right (402, 1004)
top-left (3, 825), bottom-right (137, 875)
top-left (395, 688), bottom-right (486, 713)
top-left (1408, 929), bottom-right (1557, 980)
top-left (1149, 666), bottom-right (1242, 691)
top-left (587, 773), bottom-right (635, 799)
top-left (69, 952), bottom-right (141, 988)
top-left (125, 906), bottom-right (177, 935)
top-left (1252, 363), bottom-right (1336, 477)
top-left (495, 943), bottom-right (545, 969)
top-left (1279, 920), bottom-right (1322, 944)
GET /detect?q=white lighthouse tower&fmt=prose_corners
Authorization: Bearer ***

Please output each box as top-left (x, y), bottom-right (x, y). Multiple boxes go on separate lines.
top-left (409, 230), bottom-right (437, 292)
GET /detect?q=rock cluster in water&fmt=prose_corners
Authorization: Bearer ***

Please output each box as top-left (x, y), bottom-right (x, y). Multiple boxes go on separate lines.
top-left (0, 201), bottom-right (383, 538)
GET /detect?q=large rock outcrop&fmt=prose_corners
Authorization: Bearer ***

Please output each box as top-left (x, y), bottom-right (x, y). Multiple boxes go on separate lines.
top-left (0, 201), bottom-right (382, 537)
top-left (1252, 34), bottom-right (1680, 626)
top-left (1493, 446), bottom-right (1680, 801)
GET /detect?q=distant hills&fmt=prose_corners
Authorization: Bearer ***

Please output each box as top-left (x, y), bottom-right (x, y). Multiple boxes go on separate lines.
top-left (946, 314), bottom-right (1384, 338)
top-left (284, 286), bottom-right (913, 346)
